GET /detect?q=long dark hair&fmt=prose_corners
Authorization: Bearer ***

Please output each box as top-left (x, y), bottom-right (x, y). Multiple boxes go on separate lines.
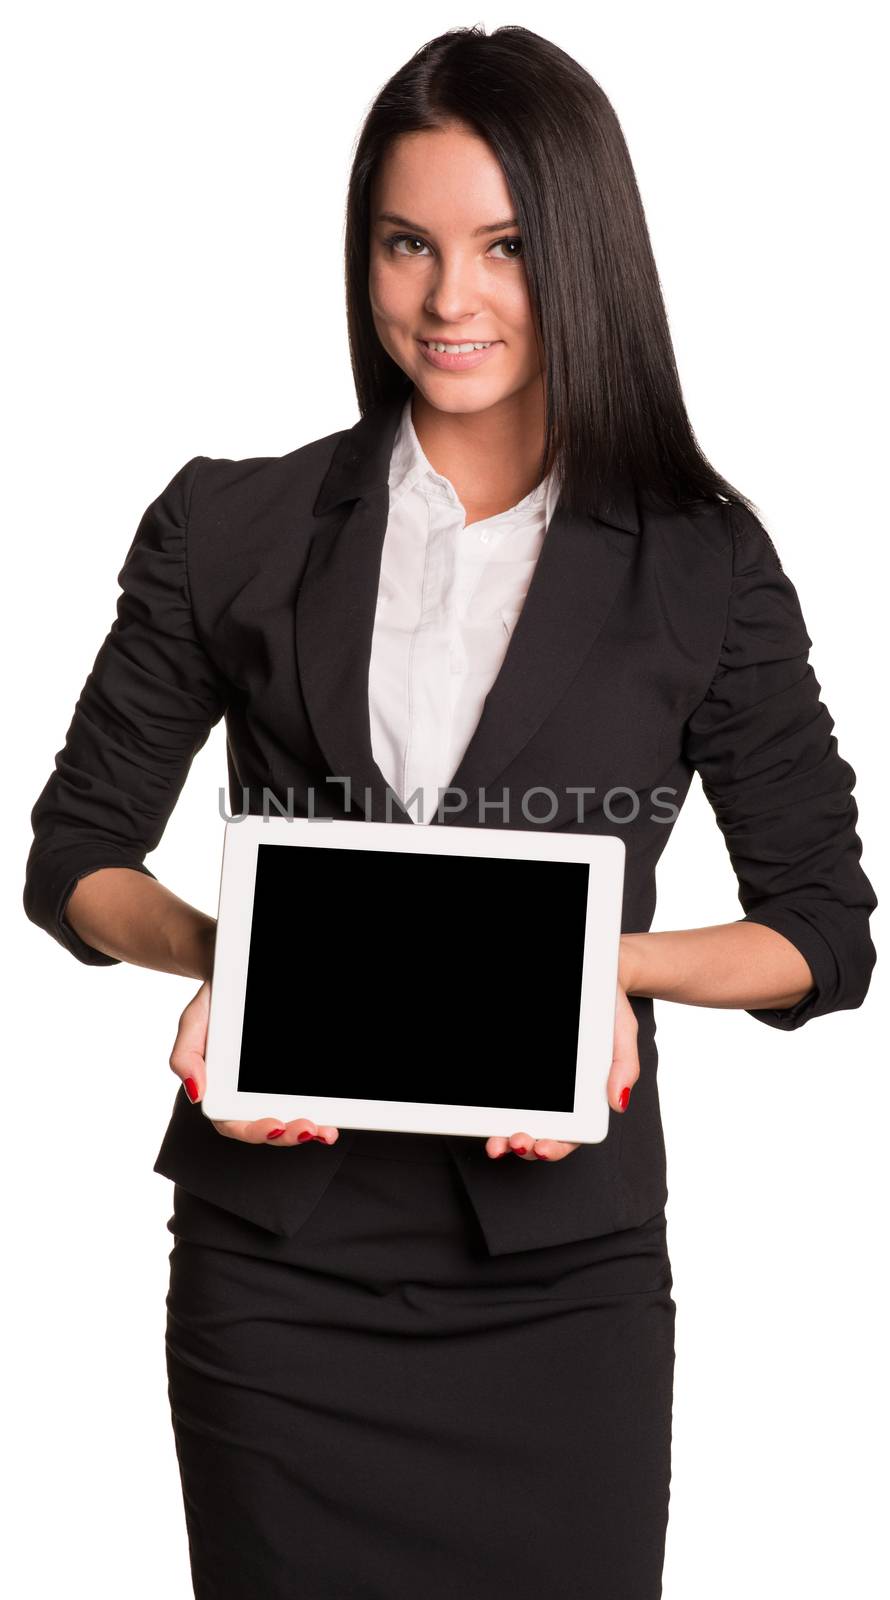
top-left (344, 24), bottom-right (758, 521)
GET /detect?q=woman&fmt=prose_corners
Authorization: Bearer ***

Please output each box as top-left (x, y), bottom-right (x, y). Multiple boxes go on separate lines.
top-left (23, 25), bottom-right (877, 1600)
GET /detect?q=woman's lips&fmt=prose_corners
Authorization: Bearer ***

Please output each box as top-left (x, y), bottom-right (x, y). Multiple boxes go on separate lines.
top-left (416, 339), bottom-right (502, 372)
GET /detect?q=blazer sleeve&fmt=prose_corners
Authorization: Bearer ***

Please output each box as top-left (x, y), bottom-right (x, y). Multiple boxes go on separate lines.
top-left (682, 500), bottom-right (878, 1030)
top-left (23, 455), bottom-right (229, 966)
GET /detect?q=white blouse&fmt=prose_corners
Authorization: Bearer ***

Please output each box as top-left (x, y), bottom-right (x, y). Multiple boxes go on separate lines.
top-left (369, 392), bottom-right (561, 825)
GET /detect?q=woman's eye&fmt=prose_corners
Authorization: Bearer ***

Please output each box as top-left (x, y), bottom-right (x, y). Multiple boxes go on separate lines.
top-left (384, 234), bottom-right (523, 260)
top-left (388, 235), bottom-right (430, 257)
top-left (490, 237), bottom-right (523, 260)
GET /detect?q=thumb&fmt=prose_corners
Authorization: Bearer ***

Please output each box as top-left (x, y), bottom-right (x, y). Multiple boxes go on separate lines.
top-left (607, 982), bottom-right (641, 1114)
top-left (169, 979), bottom-right (211, 1104)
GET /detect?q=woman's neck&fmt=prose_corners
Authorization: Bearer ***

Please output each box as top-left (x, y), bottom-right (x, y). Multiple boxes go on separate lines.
top-left (410, 384), bottom-right (548, 522)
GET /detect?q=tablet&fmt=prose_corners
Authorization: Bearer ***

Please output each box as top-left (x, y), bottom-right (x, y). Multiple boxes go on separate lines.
top-left (202, 816), bottom-right (626, 1144)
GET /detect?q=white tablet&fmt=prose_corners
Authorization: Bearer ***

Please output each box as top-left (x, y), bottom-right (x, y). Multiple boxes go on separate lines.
top-left (202, 816), bottom-right (626, 1144)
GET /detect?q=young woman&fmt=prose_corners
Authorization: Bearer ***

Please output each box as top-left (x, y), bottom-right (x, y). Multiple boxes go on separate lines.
top-left (24, 25), bottom-right (877, 1600)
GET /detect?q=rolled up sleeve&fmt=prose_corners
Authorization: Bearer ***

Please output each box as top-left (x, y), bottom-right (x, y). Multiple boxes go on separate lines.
top-left (23, 456), bottom-right (228, 965)
top-left (683, 501), bottom-right (878, 1030)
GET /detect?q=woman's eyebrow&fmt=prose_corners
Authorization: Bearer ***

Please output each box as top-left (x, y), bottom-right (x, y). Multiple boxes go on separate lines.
top-left (375, 211), bottom-right (519, 235)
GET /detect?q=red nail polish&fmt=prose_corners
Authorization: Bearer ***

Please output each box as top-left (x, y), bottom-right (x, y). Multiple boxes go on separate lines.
top-left (297, 1130), bottom-right (314, 1143)
top-left (536, 1151), bottom-right (550, 1160)
top-left (266, 1128), bottom-right (285, 1140)
top-left (184, 1078), bottom-right (199, 1103)
top-left (514, 1146), bottom-right (528, 1156)
top-left (618, 1086), bottom-right (631, 1111)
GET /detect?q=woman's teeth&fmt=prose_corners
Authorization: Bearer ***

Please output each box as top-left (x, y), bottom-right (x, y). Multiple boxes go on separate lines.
top-left (422, 341), bottom-right (493, 353)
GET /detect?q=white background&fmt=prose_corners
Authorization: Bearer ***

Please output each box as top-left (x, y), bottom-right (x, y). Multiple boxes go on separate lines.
top-left (5, 3), bottom-right (886, 1595)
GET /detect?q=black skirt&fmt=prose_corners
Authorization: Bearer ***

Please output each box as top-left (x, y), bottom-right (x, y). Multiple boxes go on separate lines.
top-left (164, 1130), bottom-right (676, 1598)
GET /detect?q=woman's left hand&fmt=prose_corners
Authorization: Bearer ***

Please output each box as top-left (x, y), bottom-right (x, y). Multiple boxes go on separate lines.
top-left (484, 961), bottom-right (641, 1162)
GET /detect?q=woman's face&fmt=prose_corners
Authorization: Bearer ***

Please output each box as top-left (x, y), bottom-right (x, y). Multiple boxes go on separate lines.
top-left (368, 122), bottom-right (543, 416)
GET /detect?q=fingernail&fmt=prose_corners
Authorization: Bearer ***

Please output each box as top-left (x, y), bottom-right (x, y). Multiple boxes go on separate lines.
top-left (514, 1146), bottom-right (528, 1156)
top-left (297, 1130), bottom-right (314, 1143)
top-left (266, 1128), bottom-right (285, 1140)
top-left (536, 1151), bottom-right (550, 1160)
top-left (618, 1086), bottom-right (631, 1111)
top-left (493, 1149), bottom-right (508, 1158)
top-left (184, 1078), bottom-right (199, 1103)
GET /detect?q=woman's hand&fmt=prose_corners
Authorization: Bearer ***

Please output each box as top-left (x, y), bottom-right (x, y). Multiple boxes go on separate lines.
top-left (484, 968), bottom-right (641, 1162)
top-left (169, 979), bottom-right (340, 1147)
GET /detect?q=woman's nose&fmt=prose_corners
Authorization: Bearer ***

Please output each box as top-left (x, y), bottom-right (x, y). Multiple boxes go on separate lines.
top-left (424, 264), bottom-right (485, 323)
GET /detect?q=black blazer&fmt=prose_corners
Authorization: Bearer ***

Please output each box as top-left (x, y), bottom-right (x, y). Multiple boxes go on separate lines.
top-left (24, 393), bottom-right (878, 1254)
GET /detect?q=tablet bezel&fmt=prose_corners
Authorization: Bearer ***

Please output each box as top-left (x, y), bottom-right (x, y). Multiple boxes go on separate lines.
top-left (202, 816), bottom-right (625, 1144)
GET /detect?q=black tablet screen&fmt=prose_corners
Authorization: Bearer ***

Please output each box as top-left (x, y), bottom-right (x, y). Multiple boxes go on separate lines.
top-left (236, 841), bottom-right (590, 1112)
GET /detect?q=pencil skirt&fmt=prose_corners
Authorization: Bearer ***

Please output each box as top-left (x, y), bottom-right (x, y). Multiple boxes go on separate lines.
top-left (163, 1131), bottom-right (676, 1599)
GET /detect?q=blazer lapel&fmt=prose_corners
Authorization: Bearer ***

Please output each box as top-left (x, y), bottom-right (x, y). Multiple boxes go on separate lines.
top-left (296, 392), bottom-right (640, 827)
top-left (435, 494), bottom-right (638, 824)
top-left (297, 484), bottom-right (410, 824)
top-left (297, 396), bottom-right (411, 822)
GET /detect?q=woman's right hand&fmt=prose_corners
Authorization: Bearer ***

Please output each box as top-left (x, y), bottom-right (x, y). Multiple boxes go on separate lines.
top-left (169, 979), bottom-right (340, 1146)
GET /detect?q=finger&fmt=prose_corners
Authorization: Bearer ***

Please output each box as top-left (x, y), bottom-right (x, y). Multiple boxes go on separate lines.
top-left (169, 985), bottom-right (210, 1100)
top-left (276, 1117), bottom-right (325, 1147)
top-left (607, 985), bottom-right (641, 1113)
top-left (211, 1118), bottom-right (290, 1143)
top-left (245, 1118), bottom-right (342, 1146)
top-left (486, 1133), bottom-right (578, 1161)
top-left (212, 1115), bottom-right (342, 1145)
top-left (507, 1131), bottom-right (539, 1161)
top-left (531, 1139), bottom-right (580, 1162)
top-left (257, 1116), bottom-right (324, 1147)
top-left (275, 1118), bottom-right (341, 1147)
top-left (485, 1136), bottom-right (512, 1160)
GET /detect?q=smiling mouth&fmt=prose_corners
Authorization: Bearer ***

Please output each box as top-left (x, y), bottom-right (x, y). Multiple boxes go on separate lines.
top-left (418, 339), bottom-right (499, 352)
